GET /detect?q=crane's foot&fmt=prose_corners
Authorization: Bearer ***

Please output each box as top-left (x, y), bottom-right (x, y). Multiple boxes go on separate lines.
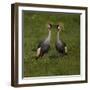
top-left (35, 56), bottom-right (40, 60)
top-left (65, 53), bottom-right (68, 55)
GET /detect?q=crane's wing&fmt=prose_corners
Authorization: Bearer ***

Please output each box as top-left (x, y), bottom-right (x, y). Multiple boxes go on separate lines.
top-left (55, 41), bottom-right (67, 54)
top-left (41, 43), bottom-right (50, 53)
top-left (37, 40), bottom-right (44, 48)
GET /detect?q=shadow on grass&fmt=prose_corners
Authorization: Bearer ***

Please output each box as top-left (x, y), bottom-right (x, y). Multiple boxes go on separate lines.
top-left (48, 54), bottom-right (68, 59)
top-left (30, 54), bottom-right (68, 61)
top-left (49, 55), bottom-right (59, 59)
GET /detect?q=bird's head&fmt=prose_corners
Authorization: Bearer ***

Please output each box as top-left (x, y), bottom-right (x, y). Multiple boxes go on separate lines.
top-left (47, 23), bottom-right (52, 31)
top-left (56, 23), bottom-right (64, 32)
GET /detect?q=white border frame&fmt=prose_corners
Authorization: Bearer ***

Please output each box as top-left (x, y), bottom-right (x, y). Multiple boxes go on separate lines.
top-left (18, 6), bottom-right (86, 84)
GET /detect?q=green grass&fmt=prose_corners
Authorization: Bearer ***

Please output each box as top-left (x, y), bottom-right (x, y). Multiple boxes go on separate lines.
top-left (23, 11), bottom-right (80, 77)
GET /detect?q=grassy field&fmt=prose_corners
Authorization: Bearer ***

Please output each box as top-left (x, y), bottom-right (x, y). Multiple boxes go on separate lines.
top-left (23, 11), bottom-right (80, 77)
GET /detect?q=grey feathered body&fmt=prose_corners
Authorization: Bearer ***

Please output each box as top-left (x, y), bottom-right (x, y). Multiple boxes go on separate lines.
top-left (56, 40), bottom-right (66, 54)
top-left (36, 30), bottom-right (51, 58)
top-left (37, 40), bottom-right (50, 57)
top-left (56, 31), bottom-right (67, 55)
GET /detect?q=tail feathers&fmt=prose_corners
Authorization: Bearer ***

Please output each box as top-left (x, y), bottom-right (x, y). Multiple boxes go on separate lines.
top-left (65, 46), bottom-right (67, 54)
top-left (36, 48), bottom-right (41, 59)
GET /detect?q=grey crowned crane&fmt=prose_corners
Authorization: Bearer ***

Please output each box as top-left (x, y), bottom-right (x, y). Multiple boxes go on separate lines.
top-left (55, 24), bottom-right (67, 55)
top-left (36, 23), bottom-right (52, 59)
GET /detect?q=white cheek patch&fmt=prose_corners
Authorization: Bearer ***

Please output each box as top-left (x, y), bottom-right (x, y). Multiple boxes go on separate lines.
top-left (58, 26), bottom-right (60, 30)
top-left (36, 48), bottom-right (41, 56)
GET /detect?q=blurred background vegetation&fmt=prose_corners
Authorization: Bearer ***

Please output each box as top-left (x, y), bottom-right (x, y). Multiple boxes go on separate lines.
top-left (23, 11), bottom-right (80, 77)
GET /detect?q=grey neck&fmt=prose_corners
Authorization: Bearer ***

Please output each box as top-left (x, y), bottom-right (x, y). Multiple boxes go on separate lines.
top-left (57, 31), bottom-right (60, 41)
top-left (57, 31), bottom-right (62, 43)
top-left (45, 30), bottom-right (51, 43)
